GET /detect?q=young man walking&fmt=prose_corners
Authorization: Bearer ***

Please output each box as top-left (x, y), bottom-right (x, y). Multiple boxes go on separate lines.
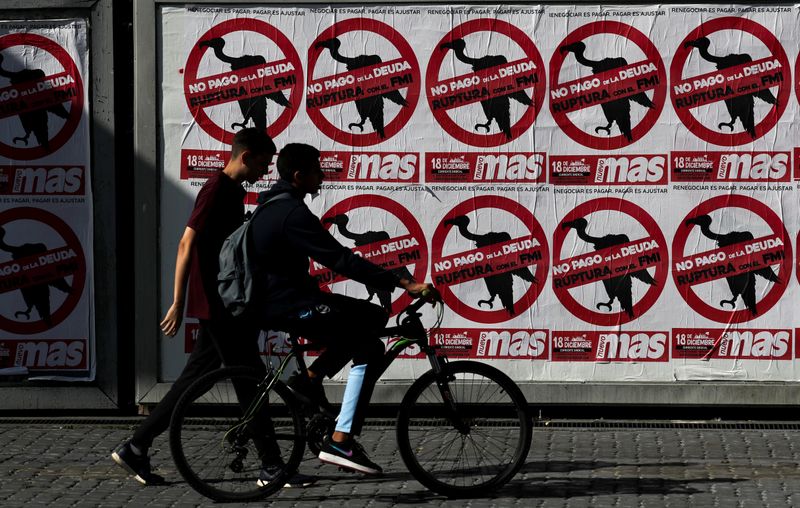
top-left (112, 129), bottom-right (313, 487)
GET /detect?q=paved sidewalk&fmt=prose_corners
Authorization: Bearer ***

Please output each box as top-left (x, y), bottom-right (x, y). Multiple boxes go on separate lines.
top-left (1, 420), bottom-right (799, 507)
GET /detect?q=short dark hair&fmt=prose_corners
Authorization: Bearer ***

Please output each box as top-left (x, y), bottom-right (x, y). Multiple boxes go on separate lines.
top-left (230, 128), bottom-right (276, 158)
top-left (277, 143), bottom-right (321, 181)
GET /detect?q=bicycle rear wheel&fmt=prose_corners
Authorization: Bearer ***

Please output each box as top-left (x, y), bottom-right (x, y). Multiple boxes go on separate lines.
top-left (169, 366), bottom-right (305, 502)
top-left (396, 360), bottom-right (531, 497)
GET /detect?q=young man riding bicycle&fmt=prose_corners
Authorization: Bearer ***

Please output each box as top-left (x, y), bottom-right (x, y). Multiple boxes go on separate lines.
top-left (248, 143), bottom-right (435, 474)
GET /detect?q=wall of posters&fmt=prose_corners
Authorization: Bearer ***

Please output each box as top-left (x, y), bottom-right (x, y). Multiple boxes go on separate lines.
top-left (159, 4), bottom-right (800, 384)
top-left (0, 20), bottom-right (94, 380)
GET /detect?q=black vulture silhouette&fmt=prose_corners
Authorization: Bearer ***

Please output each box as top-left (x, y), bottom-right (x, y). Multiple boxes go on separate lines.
top-left (315, 38), bottom-right (408, 138)
top-left (684, 214), bottom-right (780, 316)
top-left (439, 38), bottom-right (533, 140)
top-left (444, 215), bottom-right (537, 316)
top-left (561, 217), bottom-right (656, 317)
top-left (323, 213), bottom-right (413, 314)
top-left (683, 37), bottom-right (778, 138)
top-left (0, 54), bottom-right (70, 149)
top-left (198, 37), bottom-right (291, 131)
top-left (0, 226), bottom-right (71, 326)
top-left (559, 41), bottom-right (655, 141)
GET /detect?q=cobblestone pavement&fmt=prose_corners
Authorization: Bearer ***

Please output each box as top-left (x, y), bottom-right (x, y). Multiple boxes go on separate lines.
top-left (1, 420), bottom-right (799, 507)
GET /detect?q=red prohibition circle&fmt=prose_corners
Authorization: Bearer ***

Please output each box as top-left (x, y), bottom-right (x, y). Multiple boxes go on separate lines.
top-left (672, 194), bottom-right (792, 323)
top-left (432, 195), bottom-right (549, 324)
top-left (320, 195), bottom-right (428, 316)
top-left (549, 21), bottom-right (666, 150)
top-left (426, 18), bottom-right (545, 148)
top-left (552, 198), bottom-right (668, 326)
top-left (795, 50), bottom-right (800, 107)
top-left (671, 17), bottom-right (790, 146)
top-left (184, 18), bottom-right (303, 144)
top-left (307, 18), bottom-right (420, 147)
top-left (0, 33), bottom-right (84, 160)
top-left (0, 207), bottom-right (86, 334)
top-left (796, 230), bottom-right (799, 286)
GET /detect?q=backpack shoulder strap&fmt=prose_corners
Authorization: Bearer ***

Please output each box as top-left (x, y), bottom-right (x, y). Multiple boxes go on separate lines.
top-left (248, 192), bottom-right (292, 222)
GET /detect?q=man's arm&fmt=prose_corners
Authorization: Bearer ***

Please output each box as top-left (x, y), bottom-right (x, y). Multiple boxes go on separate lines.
top-left (284, 206), bottom-right (401, 291)
top-left (161, 177), bottom-right (222, 336)
top-left (160, 227), bottom-right (196, 337)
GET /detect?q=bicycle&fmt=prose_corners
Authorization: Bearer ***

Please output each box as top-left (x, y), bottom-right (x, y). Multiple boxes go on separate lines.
top-left (169, 295), bottom-right (532, 502)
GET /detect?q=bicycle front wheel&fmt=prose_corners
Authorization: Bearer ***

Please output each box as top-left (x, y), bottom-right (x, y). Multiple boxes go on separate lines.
top-left (169, 366), bottom-right (306, 502)
top-left (396, 361), bottom-right (531, 497)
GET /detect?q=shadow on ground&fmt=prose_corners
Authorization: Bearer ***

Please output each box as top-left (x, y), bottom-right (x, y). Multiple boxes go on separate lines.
top-left (263, 460), bottom-right (748, 503)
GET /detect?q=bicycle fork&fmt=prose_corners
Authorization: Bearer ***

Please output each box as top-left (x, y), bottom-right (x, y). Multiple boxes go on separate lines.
top-left (427, 351), bottom-right (470, 435)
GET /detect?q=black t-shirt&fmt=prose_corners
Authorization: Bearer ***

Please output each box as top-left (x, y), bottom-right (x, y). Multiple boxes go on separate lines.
top-left (185, 171), bottom-right (245, 320)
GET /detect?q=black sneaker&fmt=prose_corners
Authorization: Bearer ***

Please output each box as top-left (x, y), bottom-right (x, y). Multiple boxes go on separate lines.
top-left (318, 437), bottom-right (383, 475)
top-left (257, 463), bottom-right (317, 488)
top-left (111, 441), bottom-right (166, 486)
top-left (287, 373), bottom-right (335, 416)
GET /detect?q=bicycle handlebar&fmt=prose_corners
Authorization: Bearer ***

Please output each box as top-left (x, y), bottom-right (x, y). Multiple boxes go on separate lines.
top-left (406, 296), bottom-right (427, 314)
top-left (406, 285), bottom-right (442, 314)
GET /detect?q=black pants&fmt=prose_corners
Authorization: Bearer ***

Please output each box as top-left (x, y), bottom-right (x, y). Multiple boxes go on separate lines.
top-left (272, 293), bottom-right (389, 436)
top-left (132, 315), bottom-right (266, 450)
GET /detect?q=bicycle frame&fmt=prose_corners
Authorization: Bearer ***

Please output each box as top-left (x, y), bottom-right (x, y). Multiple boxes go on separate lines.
top-left (234, 299), bottom-right (465, 434)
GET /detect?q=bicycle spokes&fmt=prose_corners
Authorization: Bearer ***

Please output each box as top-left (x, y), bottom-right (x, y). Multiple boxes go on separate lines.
top-left (170, 367), bottom-right (307, 502)
top-left (397, 362), bottom-right (531, 495)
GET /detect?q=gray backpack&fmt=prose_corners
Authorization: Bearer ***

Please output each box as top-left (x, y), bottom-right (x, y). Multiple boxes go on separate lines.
top-left (217, 193), bottom-right (290, 317)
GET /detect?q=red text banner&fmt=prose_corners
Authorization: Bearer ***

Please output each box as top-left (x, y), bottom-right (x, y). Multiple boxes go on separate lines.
top-left (430, 328), bottom-right (549, 359)
top-left (553, 237), bottom-right (662, 289)
top-left (306, 57), bottom-right (415, 109)
top-left (185, 58), bottom-right (297, 109)
top-left (796, 329), bottom-right (800, 359)
top-left (550, 154), bottom-right (667, 185)
top-left (673, 234), bottom-right (785, 287)
top-left (180, 150), bottom-right (227, 179)
top-left (0, 166), bottom-right (85, 195)
top-left (671, 57), bottom-right (783, 110)
top-left (552, 61), bottom-right (660, 114)
top-left (672, 151), bottom-right (791, 182)
top-left (0, 71), bottom-right (77, 120)
top-left (311, 233), bottom-right (421, 286)
top-left (551, 331), bottom-right (669, 362)
top-left (673, 328), bottom-right (791, 360)
top-left (426, 152), bottom-right (545, 183)
top-left (794, 148), bottom-right (800, 181)
top-left (319, 151), bottom-right (420, 183)
top-left (0, 246), bottom-right (79, 295)
top-left (432, 234), bottom-right (544, 287)
top-left (0, 338), bottom-right (88, 372)
top-left (429, 57), bottom-right (539, 112)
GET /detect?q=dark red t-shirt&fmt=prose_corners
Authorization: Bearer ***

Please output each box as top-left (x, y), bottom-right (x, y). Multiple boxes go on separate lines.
top-left (185, 171), bottom-right (245, 320)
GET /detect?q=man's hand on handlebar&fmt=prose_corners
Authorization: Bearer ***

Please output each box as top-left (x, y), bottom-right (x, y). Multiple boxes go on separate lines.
top-left (399, 279), bottom-right (441, 303)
